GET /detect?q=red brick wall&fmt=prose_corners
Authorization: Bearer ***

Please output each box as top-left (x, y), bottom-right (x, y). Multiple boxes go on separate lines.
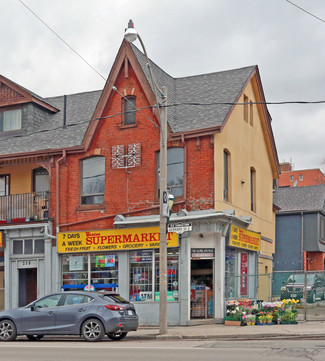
top-left (52, 63), bottom-right (214, 232)
top-left (307, 252), bottom-right (325, 271)
top-left (279, 169), bottom-right (325, 188)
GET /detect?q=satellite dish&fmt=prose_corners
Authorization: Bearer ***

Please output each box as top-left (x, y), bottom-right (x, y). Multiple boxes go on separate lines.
top-left (293, 180), bottom-right (298, 187)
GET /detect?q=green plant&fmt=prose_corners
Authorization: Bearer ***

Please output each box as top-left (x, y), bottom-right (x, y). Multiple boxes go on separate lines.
top-left (226, 307), bottom-right (242, 321)
top-left (280, 309), bottom-right (297, 322)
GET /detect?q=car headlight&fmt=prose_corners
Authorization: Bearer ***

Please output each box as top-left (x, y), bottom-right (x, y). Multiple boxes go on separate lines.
top-left (281, 286), bottom-right (287, 291)
top-left (306, 286), bottom-right (312, 291)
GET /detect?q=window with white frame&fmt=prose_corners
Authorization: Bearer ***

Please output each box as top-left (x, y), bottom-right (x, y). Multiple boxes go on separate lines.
top-left (12, 239), bottom-right (45, 255)
top-left (0, 109), bottom-right (22, 132)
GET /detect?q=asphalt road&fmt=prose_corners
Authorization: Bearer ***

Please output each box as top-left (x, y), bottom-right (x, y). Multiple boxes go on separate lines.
top-left (2, 339), bottom-right (325, 361)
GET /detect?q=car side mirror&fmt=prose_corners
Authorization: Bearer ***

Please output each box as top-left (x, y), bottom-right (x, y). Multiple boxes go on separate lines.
top-left (30, 304), bottom-right (35, 311)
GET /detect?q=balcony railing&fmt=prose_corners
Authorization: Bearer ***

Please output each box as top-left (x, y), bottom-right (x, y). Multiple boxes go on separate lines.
top-left (0, 191), bottom-right (49, 223)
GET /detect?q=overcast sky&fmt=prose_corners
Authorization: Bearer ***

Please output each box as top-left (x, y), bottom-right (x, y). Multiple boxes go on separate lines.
top-left (1, 0), bottom-right (324, 171)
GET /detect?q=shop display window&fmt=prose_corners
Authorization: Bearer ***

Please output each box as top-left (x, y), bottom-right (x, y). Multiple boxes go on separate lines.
top-left (155, 248), bottom-right (179, 301)
top-left (61, 253), bottom-right (118, 292)
top-left (129, 250), bottom-right (153, 302)
top-left (129, 248), bottom-right (179, 302)
top-left (91, 253), bottom-right (118, 288)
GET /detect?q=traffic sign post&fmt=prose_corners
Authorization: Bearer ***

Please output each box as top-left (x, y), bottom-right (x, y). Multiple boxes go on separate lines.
top-left (167, 222), bottom-right (192, 234)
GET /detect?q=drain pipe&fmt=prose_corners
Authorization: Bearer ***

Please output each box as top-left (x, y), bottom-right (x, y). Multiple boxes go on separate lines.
top-left (44, 224), bottom-right (57, 240)
top-left (56, 150), bottom-right (67, 235)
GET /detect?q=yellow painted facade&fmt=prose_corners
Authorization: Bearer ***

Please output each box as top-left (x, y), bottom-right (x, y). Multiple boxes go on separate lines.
top-left (0, 164), bottom-right (40, 194)
top-left (214, 74), bottom-right (277, 277)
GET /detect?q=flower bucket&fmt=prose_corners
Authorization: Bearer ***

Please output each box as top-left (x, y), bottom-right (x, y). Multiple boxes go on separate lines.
top-left (224, 320), bottom-right (241, 326)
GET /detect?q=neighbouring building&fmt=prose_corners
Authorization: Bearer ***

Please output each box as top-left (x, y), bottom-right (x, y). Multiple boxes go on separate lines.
top-left (279, 162), bottom-right (325, 187)
top-left (273, 184), bottom-right (325, 295)
top-left (0, 38), bottom-right (279, 324)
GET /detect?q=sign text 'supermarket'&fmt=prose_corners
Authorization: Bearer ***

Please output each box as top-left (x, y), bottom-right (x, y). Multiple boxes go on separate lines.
top-left (57, 227), bottom-right (178, 253)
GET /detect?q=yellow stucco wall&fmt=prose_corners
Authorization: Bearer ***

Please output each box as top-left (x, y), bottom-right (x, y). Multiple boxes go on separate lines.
top-left (0, 164), bottom-right (39, 194)
top-left (214, 76), bottom-right (277, 274)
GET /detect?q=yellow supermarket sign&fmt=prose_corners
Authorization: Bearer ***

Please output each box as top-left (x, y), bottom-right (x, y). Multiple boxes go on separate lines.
top-left (230, 225), bottom-right (261, 252)
top-left (57, 227), bottom-right (178, 253)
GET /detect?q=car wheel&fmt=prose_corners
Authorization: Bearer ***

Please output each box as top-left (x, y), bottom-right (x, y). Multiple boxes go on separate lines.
top-left (0, 319), bottom-right (17, 341)
top-left (81, 318), bottom-right (105, 342)
top-left (107, 332), bottom-right (127, 341)
top-left (26, 335), bottom-right (44, 341)
top-left (308, 291), bottom-right (316, 304)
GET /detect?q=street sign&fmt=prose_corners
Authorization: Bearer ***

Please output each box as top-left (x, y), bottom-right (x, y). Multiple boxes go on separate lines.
top-left (168, 222), bottom-right (192, 234)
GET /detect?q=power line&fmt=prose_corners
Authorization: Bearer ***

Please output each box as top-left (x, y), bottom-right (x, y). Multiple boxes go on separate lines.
top-left (17, 0), bottom-right (159, 129)
top-left (286, 0), bottom-right (325, 23)
top-left (0, 99), bottom-right (324, 144)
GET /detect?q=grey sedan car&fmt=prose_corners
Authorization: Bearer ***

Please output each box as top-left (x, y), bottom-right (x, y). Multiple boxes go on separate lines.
top-left (0, 291), bottom-right (138, 342)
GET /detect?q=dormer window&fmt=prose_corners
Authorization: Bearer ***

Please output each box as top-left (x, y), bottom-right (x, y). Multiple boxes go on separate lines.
top-left (0, 109), bottom-right (22, 132)
top-left (123, 96), bottom-right (136, 125)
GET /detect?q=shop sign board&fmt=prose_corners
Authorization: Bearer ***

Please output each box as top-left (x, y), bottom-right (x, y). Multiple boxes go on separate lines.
top-left (57, 226), bottom-right (178, 254)
top-left (230, 225), bottom-right (261, 252)
top-left (191, 248), bottom-right (215, 259)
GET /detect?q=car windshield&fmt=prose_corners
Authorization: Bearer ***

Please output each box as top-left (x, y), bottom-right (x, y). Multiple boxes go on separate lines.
top-left (101, 294), bottom-right (129, 304)
top-left (287, 274), bottom-right (315, 283)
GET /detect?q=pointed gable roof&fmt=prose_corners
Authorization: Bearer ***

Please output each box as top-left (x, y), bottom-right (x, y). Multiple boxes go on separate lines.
top-left (0, 39), bottom-right (278, 174)
top-left (130, 43), bottom-right (257, 134)
top-left (0, 75), bottom-right (58, 112)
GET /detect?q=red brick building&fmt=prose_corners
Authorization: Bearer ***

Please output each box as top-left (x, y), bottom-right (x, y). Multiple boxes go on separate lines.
top-left (279, 162), bottom-right (325, 187)
top-left (0, 39), bottom-right (278, 324)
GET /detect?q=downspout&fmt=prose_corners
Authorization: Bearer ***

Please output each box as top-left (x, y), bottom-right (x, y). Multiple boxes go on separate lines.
top-left (301, 211), bottom-right (304, 271)
top-left (56, 150), bottom-right (67, 235)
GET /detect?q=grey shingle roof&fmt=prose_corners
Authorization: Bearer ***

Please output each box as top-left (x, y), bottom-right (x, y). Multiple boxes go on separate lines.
top-left (0, 90), bottom-right (101, 155)
top-left (0, 44), bottom-right (257, 156)
top-left (131, 43), bottom-right (256, 133)
top-left (274, 185), bottom-right (325, 212)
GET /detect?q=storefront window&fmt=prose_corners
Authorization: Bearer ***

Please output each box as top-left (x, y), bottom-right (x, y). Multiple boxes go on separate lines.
top-left (225, 247), bottom-right (237, 299)
top-left (129, 250), bottom-right (153, 302)
top-left (91, 253), bottom-right (118, 288)
top-left (61, 253), bottom-right (118, 292)
top-left (155, 248), bottom-right (179, 301)
top-left (129, 248), bottom-right (179, 302)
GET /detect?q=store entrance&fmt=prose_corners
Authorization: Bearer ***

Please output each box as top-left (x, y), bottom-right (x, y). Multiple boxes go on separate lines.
top-left (19, 268), bottom-right (37, 307)
top-left (190, 259), bottom-right (213, 319)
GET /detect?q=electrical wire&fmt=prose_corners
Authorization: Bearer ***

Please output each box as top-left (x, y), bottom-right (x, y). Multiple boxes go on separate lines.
top-left (0, 99), bottom-right (324, 143)
top-left (286, 0), bottom-right (325, 23)
top-left (17, 0), bottom-right (159, 129)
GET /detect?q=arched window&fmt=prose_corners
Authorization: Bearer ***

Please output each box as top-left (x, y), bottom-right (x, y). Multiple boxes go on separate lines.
top-left (123, 96), bottom-right (136, 125)
top-left (80, 156), bottom-right (105, 205)
top-left (224, 150), bottom-right (231, 202)
top-left (250, 167), bottom-right (256, 212)
top-left (33, 167), bottom-right (49, 192)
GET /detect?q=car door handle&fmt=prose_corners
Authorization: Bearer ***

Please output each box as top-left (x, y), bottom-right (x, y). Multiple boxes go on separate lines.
top-left (48, 311), bottom-right (54, 316)
top-left (78, 308), bottom-right (86, 312)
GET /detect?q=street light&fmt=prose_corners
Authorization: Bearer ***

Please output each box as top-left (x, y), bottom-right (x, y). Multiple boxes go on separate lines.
top-left (124, 19), bottom-right (169, 335)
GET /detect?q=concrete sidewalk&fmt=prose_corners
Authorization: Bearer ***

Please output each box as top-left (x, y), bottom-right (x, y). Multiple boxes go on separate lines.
top-left (129, 321), bottom-right (325, 340)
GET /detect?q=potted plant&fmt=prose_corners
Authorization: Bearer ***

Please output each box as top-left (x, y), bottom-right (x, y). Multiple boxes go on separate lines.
top-left (266, 313), bottom-right (273, 325)
top-left (225, 306), bottom-right (242, 326)
top-left (280, 309), bottom-right (298, 324)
